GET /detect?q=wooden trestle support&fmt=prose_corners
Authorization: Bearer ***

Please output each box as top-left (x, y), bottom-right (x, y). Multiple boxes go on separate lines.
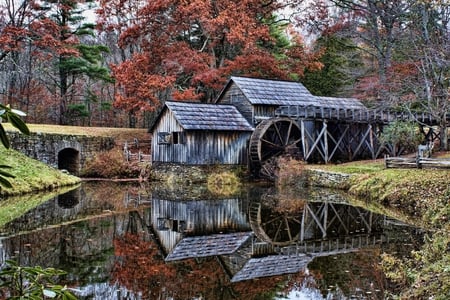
top-left (248, 199), bottom-right (386, 250)
top-left (248, 105), bottom-right (445, 179)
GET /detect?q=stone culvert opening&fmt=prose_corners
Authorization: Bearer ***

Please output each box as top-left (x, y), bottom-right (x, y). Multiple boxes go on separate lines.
top-left (58, 148), bottom-right (80, 175)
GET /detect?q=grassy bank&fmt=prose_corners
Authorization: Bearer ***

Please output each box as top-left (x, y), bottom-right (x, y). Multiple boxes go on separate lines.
top-left (298, 158), bottom-right (450, 299)
top-left (3, 123), bottom-right (149, 141)
top-left (310, 159), bottom-right (449, 230)
top-left (0, 147), bottom-right (80, 197)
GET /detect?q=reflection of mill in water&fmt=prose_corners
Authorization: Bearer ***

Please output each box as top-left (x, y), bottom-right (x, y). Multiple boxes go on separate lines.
top-left (249, 199), bottom-right (384, 249)
top-left (151, 188), bottom-right (409, 283)
top-left (231, 199), bottom-right (387, 282)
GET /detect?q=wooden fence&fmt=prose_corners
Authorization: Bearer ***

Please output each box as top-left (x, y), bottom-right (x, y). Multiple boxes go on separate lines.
top-left (385, 156), bottom-right (450, 169)
top-left (123, 139), bottom-right (151, 162)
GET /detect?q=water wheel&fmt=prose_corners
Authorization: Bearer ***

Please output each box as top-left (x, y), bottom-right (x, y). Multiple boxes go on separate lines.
top-left (249, 200), bottom-right (302, 246)
top-left (249, 117), bottom-right (302, 179)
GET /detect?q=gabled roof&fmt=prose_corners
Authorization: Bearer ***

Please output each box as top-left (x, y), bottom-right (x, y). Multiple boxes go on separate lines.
top-left (164, 101), bottom-right (253, 131)
top-left (222, 76), bottom-right (314, 105)
top-left (165, 232), bottom-right (253, 261)
top-left (230, 254), bottom-right (312, 282)
top-left (217, 76), bottom-right (366, 110)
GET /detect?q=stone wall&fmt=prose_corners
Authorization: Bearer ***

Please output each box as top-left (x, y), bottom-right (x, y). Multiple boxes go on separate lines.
top-left (150, 163), bottom-right (247, 184)
top-left (306, 169), bottom-right (352, 189)
top-left (8, 131), bottom-right (115, 175)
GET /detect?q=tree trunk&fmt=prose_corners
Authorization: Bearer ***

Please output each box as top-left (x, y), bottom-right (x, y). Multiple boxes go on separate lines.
top-left (440, 123), bottom-right (448, 151)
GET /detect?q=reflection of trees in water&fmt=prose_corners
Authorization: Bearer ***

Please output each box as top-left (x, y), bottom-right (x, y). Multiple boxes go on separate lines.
top-left (1, 182), bottom-right (150, 234)
top-left (308, 249), bottom-right (386, 299)
top-left (112, 232), bottom-right (294, 300)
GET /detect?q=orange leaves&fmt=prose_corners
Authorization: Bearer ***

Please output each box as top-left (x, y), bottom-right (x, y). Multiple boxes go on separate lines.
top-left (100, 0), bottom-right (320, 108)
top-left (112, 55), bottom-right (176, 111)
top-left (0, 26), bottom-right (29, 52)
top-left (112, 233), bottom-right (176, 297)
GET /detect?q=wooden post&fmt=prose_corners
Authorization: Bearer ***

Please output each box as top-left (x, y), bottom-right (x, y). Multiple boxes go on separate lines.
top-left (323, 121), bottom-right (329, 162)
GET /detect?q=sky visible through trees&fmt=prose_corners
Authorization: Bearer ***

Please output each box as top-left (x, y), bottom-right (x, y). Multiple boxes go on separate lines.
top-left (0, 0), bottom-right (448, 136)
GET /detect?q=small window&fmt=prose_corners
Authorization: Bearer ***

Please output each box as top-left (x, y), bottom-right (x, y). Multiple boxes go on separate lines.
top-left (172, 131), bottom-right (185, 144)
top-left (158, 132), bottom-right (171, 144)
top-left (230, 93), bottom-right (242, 104)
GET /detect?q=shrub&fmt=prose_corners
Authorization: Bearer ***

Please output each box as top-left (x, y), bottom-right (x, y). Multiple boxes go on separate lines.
top-left (276, 157), bottom-right (308, 190)
top-left (0, 260), bottom-right (77, 299)
top-left (207, 171), bottom-right (241, 196)
top-left (379, 121), bottom-right (422, 156)
top-left (81, 150), bottom-right (144, 179)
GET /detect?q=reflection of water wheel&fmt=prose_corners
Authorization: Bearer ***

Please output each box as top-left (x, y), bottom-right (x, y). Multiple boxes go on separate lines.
top-left (249, 118), bottom-right (302, 179)
top-left (249, 200), bottom-right (302, 246)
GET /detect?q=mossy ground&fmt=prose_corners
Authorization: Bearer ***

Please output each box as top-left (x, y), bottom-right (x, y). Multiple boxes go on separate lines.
top-left (300, 157), bottom-right (450, 300)
top-left (0, 147), bottom-right (80, 197)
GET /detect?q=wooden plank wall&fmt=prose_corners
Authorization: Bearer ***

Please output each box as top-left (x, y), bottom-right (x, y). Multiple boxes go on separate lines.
top-left (151, 198), bottom-right (251, 253)
top-left (152, 108), bottom-right (251, 165)
top-left (216, 85), bottom-right (254, 125)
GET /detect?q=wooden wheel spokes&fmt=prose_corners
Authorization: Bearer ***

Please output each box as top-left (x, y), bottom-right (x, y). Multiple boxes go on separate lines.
top-left (261, 215), bottom-right (302, 246)
top-left (249, 117), bottom-right (302, 179)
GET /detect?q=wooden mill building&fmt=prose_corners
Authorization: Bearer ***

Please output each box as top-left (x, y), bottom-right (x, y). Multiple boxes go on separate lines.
top-left (151, 76), bottom-right (412, 178)
top-left (151, 101), bottom-right (253, 165)
top-left (215, 76), bottom-right (366, 125)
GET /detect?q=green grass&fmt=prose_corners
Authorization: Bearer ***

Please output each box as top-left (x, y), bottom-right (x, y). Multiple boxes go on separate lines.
top-left (308, 159), bottom-right (385, 174)
top-left (0, 185), bottom-right (79, 229)
top-left (0, 147), bottom-right (80, 197)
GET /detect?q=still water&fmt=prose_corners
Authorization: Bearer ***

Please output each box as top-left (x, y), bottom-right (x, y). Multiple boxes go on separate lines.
top-left (0, 182), bottom-right (424, 299)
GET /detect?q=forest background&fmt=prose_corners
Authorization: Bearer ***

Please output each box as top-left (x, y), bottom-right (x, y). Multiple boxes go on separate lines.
top-left (1, 0), bottom-right (449, 148)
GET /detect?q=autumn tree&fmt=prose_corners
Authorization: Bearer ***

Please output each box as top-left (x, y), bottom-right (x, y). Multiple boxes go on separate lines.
top-left (402, 0), bottom-right (450, 150)
top-left (0, 0), bottom-right (113, 125)
top-left (34, 0), bottom-right (112, 125)
top-left (297, 0), bottom-right (413, 103)
top-left (0, 0), bottom-right (39, 111)
top-left (97, 0), bottom-right (320, 126)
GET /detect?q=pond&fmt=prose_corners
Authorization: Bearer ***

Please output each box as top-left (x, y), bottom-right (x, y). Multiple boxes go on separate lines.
top-left (0, 181), bottom-right (425, 299)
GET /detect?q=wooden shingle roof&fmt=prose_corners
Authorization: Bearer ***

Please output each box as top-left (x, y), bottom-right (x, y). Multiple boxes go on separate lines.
top-left (230, 254), bottom-right (312, 282)
top-left (228, 76), bottom-right (313, 105)
top-left (220, 76), bottom-right (366, 110)
top-left (165, 101), bottom-right (253, 131)
top-left (314, 96), bottom-right (366, 110)
top-left (165, 232), bottom-right (253, 261)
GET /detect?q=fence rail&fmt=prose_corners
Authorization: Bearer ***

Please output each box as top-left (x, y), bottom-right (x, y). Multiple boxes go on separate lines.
top-left (123, 138), bottom-right (151, 162)
top-left (124, 150), bottom-right (151, 162)
top-left (385, 156), bottom-right (450, 169)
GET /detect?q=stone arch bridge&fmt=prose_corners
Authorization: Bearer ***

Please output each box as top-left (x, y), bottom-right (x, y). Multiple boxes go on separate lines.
top-left (8, 131), bottom-right (115, 175)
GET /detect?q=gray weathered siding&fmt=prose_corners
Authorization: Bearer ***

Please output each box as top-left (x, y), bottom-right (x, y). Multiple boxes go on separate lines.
top-left (253, 105), bottom-right (278, 123)
top-left (151, 198), bottom-right (251, 253)
top-left (217, 82), bottom-right (281, 125)
top-left (217, 84), bottom-right (254, 125)
top-left (152, 108), bottom-right (251, 165)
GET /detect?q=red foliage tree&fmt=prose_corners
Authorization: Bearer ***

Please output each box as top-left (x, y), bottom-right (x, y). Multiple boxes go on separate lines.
top-left (112, 233), bottom-right (296, 299)
top-left (97, 0), bottom-right (321, 115)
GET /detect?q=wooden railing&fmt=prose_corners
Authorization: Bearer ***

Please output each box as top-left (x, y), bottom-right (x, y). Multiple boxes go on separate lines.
top-left (123, 138), bottom-right (151, 162)
top-left (276, 105), bottom-right (446, 125)
top-left (385, 156), bottom-right (450, 169)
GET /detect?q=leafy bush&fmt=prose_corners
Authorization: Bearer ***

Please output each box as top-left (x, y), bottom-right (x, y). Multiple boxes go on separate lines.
top-left (207, 171), bottom-right (241, 196)
top-left (0, 260), bottom-right (77, 299)
top-left (379, 121), bottom-right (422, 156)
top-left (276, 157), bottom-right (308, 189)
